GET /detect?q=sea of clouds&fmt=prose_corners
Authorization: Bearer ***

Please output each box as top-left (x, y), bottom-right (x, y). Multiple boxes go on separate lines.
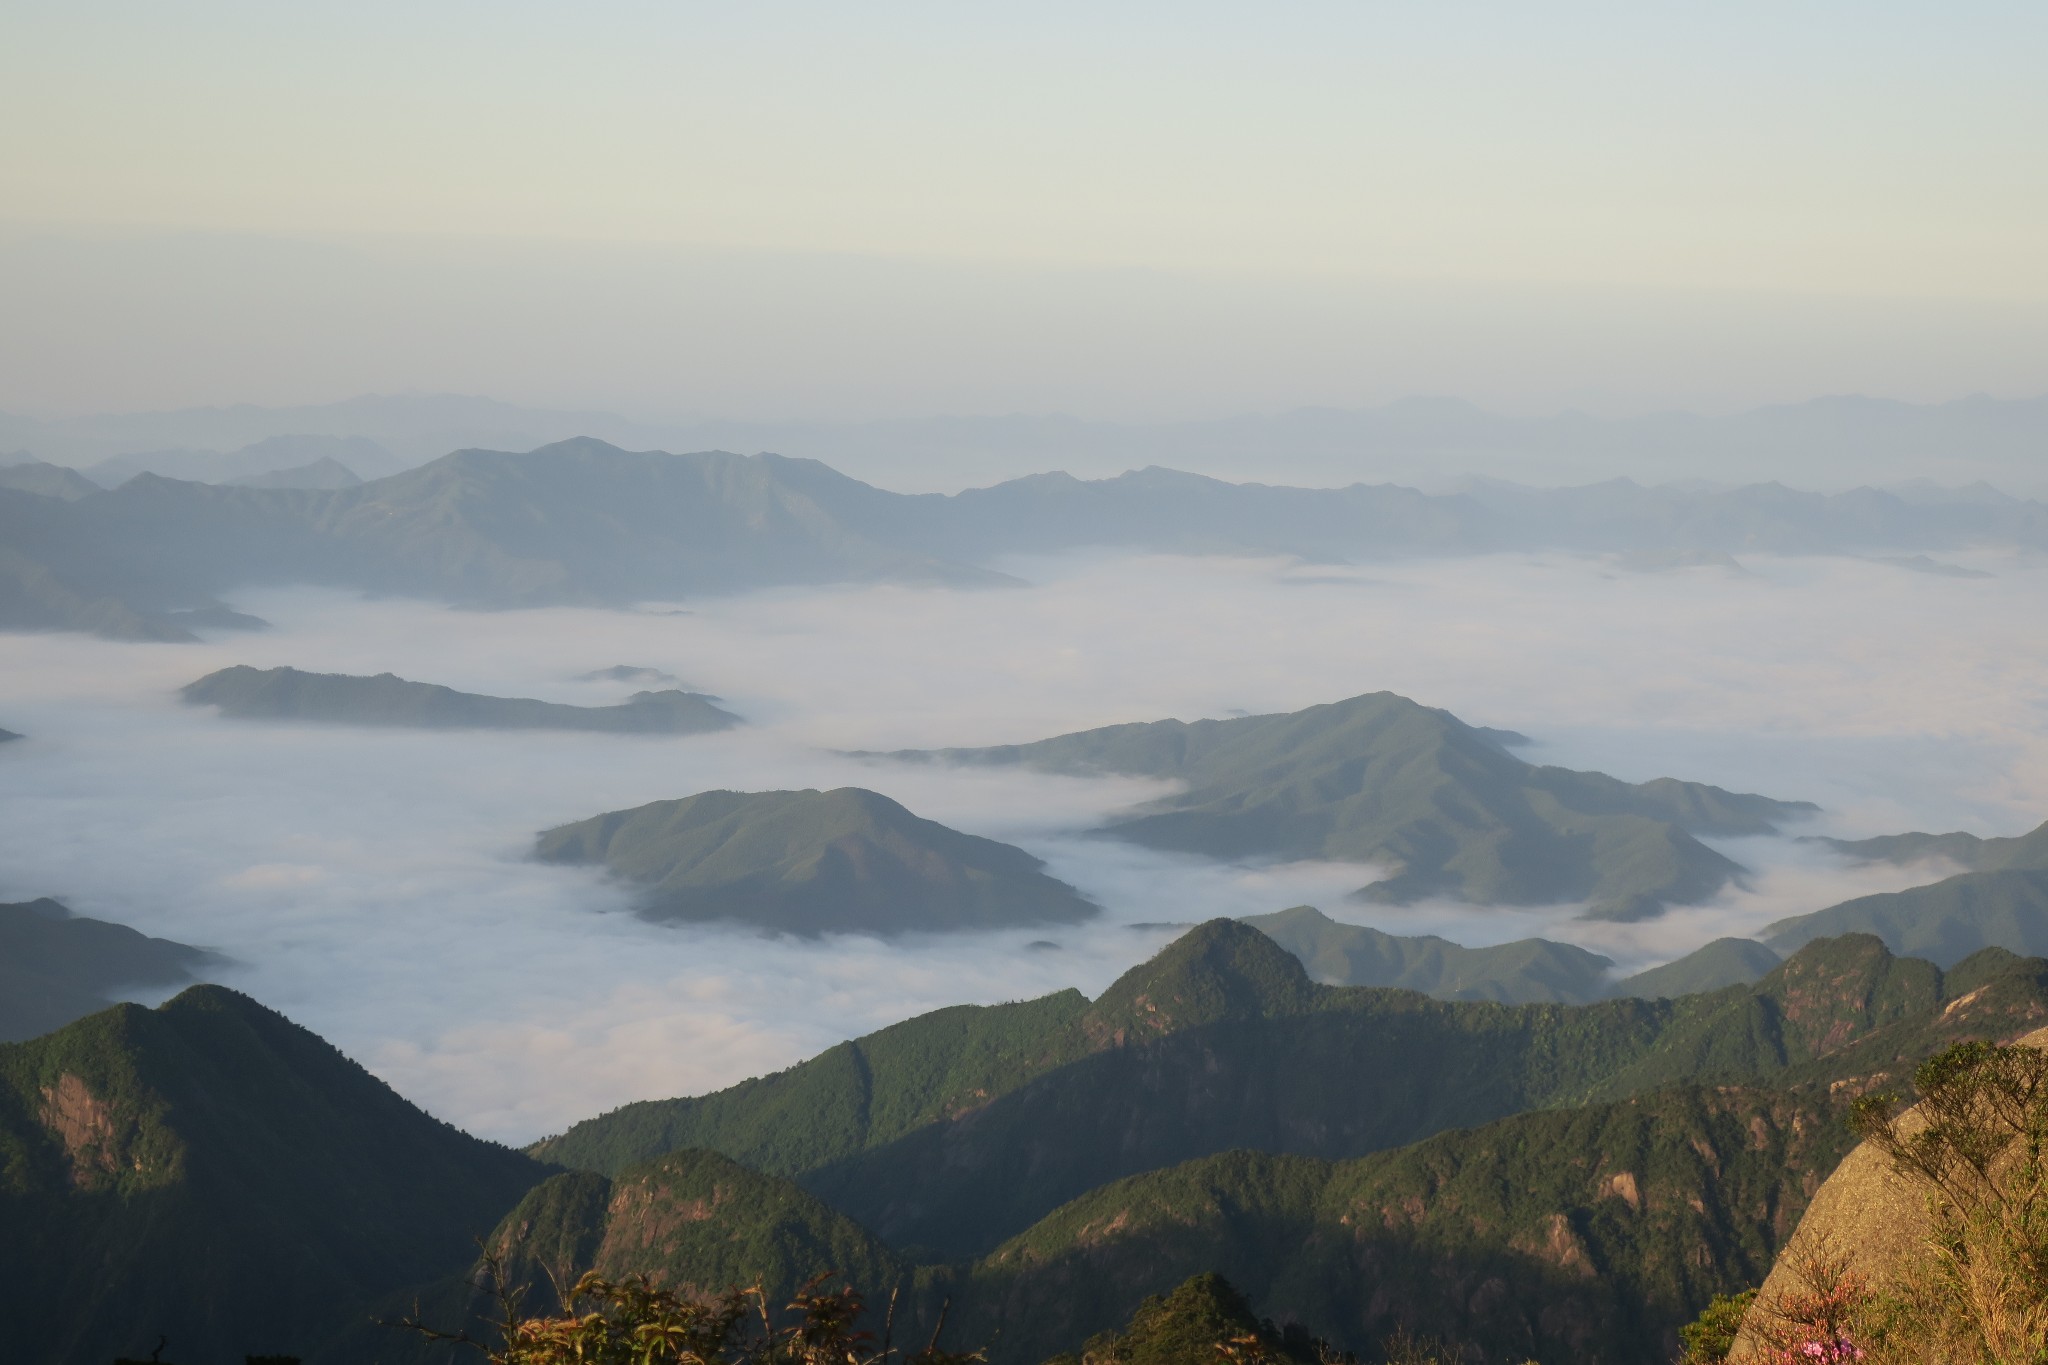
top-left (0, 547), bottom-right (2043, 1142)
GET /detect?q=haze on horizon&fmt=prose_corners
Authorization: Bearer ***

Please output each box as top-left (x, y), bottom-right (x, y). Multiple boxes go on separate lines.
top-left (4, 1), bottom-right (2046, 428)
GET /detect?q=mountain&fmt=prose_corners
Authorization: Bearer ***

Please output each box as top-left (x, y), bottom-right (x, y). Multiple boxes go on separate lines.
top-left (1764, 868), bottom-right (2048, 966)
top-left (0, 727), bottom-right (19, 743)
top-left (1241, 907), bottom-right (1782, 1004)
top-left (11, 391), bottom-right (2048, 495)
top-left (958, 1084), bottom-right (1857, 1365)
top-left (533, 922), bottom-right (2047, 1263)
top-left (0, 898), bottom-right (216, 1042)
top-left (1815, 816), bottom-right (2048, 872)
top-left (871, 691), bottom-right (1815, 920)
top-left (533, 787), bottom-right (1098, 935)
top-left (0, 986), bottom-right (547, 1363)
top-left (182, 664), bottom-right (740, 733)
top-left (1239, 904), bottom-right (1615, 1002)
top-left (6, 429), bottom-right (2048, 642)
top-left (0, 460), bottom-right (98, 501)
top-left (487, 1149), bottom-right (907, 1318)
top-left (1612, 937), bottom-right (1781, 998)
top-left (226, 455), bottom-right (364, 489)
top-left (81, 434), bottom-right (403, 486)
top-left (1041, 1273), bottom-right (1325, 1365)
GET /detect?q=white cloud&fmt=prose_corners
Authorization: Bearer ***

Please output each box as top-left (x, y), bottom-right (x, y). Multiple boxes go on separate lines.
top-left (0, 547), bottom-right (2041, 1141)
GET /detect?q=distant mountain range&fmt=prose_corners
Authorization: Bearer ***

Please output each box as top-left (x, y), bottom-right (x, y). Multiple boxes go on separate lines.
top-left (872, 691), bottom-right (1815, 920)
top-left (2, 435), bottom-right (2041, 641)
top-left (0, 898), bottom-right (214, 1042)
top-left (7, 390), bottom-right (2048, 494)
top-left (534, 787), bottom-right (1098, 935)
top-left (182, 664), bottom-right (740, 734)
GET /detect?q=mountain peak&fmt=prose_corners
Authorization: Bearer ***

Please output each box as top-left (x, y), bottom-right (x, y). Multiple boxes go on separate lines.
top-left (1086, 919), bottom-right (1316, 1042)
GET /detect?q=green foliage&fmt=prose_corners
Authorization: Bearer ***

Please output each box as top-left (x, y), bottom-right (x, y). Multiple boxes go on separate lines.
top-left (533, 787), bottom-right (1096, 935)
top-left (407, 1266), bottom-right (982, 1365)
top-left (182, 664), bottom-right (738, 733)
top-left (957, 1083), bottom-right (1854, 1365)
top-left (1070, 1273), bottom-right (1319, 1365)
top-left (875, 691), bottom-right (1813, 919)
top-left (489, 1150), bottom-right (907, 1318)
top-left (543, 925), bottom-right (2048, 1265)
top-left (0, 985), bottom-right (547, 1364)
top-left (1677, 1289), bottom-right (1756, 1363)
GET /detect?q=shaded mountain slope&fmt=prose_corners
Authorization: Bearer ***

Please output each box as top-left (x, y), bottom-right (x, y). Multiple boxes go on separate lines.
top-left (534, 787), bottom-right (1097, 934)
top-left (1763, 869), bottom-right (2048, 966)
top-left (958, 1083), bottom-right (1854, 1365)
top-left (489, 1149), bottom-right (906, 1316)
top-left (0, 898), bottom-right (216, 1043)
top-left (0, 986), bottom-right (548, 1364)
top-left (536, 923), bottom-right (2043, 1262)
top-left (183, 664), bottom-right (739, 733)
top-left (874, 691), bottom-right (1813, 919)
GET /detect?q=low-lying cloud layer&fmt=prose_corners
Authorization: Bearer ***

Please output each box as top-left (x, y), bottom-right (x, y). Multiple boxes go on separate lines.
top-left (0, 547), bottom-right (2041, 1141)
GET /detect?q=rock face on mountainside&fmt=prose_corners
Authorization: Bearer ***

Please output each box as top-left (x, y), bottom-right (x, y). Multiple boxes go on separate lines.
top-left (534, 787), bottom-right (1098, 935)
top-left (488, 1149), bottom-right (905, 1316)
top-left (874, 691), bottom-right (1814, 920)
top-left (0, 986), bottom-right (547, 1363)
top-left (183, 663), bottom-right (740, 733)
top-left (1725, 1020), bottom-right (2048, 1363)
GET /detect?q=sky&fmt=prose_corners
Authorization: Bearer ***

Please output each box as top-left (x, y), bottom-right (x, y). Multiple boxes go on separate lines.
top-left (2, 548), bottom-right (2042, 1141)
top-left (3, 2), bottom-right (2045, 418)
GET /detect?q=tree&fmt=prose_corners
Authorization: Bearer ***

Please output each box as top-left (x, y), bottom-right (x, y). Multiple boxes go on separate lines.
top-left (1851, 1039), bottom-right (2048, 1362)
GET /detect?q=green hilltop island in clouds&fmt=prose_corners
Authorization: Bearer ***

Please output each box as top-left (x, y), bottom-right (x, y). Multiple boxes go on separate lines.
top-left (534, 786), bottom-right (1099, 935)
top-left (14, 921), bottom-right (2048, 1363)
top-left (868, 690), bottom-right (1817, 920)
top-left (182, 663), bottom-right (741, 733)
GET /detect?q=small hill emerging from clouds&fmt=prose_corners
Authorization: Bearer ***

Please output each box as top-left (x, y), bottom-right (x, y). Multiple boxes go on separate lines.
top-left (0, 898), bottom-right (216, 1042)
top-left (182, 664), bottom-right (740, 733)
top-left (873, 691), bottom-right (1813, 920)
top-left (534, 787), bottom-right (1099, 935)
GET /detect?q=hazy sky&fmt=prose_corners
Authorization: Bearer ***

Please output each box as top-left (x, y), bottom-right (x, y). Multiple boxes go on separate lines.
top-left (4, 3), bottom-right (2045, 417)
